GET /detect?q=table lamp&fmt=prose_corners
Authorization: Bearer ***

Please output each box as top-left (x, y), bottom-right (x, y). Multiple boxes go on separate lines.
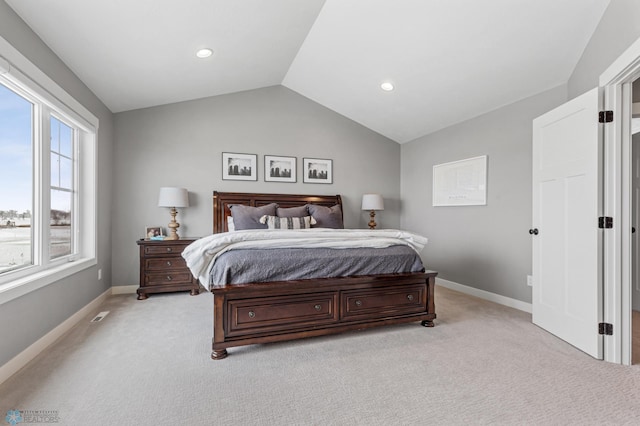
top-left (361, 194), bottom-right (384, 229)
top-left (158, 187), bottom-right (189, 240)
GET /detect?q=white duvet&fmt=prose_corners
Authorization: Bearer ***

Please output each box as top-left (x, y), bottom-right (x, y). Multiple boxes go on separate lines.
top-left (181, 228), bottom-right (428, 286)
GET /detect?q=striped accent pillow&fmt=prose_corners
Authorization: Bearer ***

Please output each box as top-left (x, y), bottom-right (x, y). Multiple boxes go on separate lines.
top-left (259, 215), bottom-right (317, 229)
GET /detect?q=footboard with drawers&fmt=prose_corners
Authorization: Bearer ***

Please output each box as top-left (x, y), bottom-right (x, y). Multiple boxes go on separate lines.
top-left (211, 270), bottom-right (437, 359)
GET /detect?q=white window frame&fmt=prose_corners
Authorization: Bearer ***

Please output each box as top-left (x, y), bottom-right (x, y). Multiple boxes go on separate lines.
top-left (49, 113), bottom-right (79, 261)
top-left (0, 35), bottom-right (98, 305)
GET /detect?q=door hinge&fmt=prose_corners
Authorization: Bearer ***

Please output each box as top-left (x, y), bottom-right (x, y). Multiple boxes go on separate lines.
top-left (599, 110), bottom-right (613, 123)
top-left (598, 322), bottom-right (613, 335)
top-left (598, 216), bottom-right (613, 229)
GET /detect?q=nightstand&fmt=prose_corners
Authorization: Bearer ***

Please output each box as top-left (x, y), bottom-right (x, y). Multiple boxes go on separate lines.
top-left (136, 238), bottom-right (200, 300)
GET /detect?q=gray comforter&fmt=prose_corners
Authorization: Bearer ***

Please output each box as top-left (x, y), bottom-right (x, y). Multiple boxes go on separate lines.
top-left (209, 245), bottom-right (424, 287)
top-left (183, 228), bottom-right (428, 287)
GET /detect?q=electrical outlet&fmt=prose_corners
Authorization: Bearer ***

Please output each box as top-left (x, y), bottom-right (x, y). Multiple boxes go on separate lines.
top-left (98, 268), bottom-right (102, 280)
top-left (527, 275), bottom-right (533, 287)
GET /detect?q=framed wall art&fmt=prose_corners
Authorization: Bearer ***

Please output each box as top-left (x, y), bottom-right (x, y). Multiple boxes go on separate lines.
top-left (222, 152), bottom-right (257, 181)
top-left (303, 158), bottom-right (332, 184)
top-left (265, 155), bottom-right (296, 183)
top-left (432, 155), bottom-right (487, 206)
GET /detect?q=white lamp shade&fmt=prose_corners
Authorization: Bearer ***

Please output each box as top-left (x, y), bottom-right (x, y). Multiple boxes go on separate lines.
top-left (158, 187), bottom-right (189, 208)
top-left (361, 194), bottom-right (384, 211)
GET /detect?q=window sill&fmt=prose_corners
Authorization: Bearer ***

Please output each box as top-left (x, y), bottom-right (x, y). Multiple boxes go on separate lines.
top-left (0, 257), bottom-right (96, 305)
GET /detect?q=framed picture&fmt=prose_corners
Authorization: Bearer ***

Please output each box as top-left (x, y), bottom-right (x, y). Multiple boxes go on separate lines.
top-left (432, 155), bottom-right (487, 206)
top-left (303, 158), bottom-right (333, 184)
top-left (265, 155), bottom-right (296, 183)
top-left (145, 226), bottom-right (164, 239)
top-left (222, 152), bottom-right (257, 181)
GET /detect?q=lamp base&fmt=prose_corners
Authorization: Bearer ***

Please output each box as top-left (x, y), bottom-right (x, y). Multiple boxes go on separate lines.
top-left (166, 207), bottom-right (181, 240)
top-left (368, 210), bottom-right (377, 229)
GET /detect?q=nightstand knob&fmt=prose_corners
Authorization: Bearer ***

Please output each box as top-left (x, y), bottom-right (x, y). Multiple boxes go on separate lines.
top-left (407, 294), bottom-right (414, 301)
top-left (166, 261), bottom-right (172, 266)
top-left (248, 311), bottom-right (256, 318)
top-left (166, 247), bottom-right (172, 252)
top-left (166, 275), bottom-right (172, 281)
top-left (355, 300), bottom-right (362, 307)
top-left (314, 304), bottom-right (322, 311)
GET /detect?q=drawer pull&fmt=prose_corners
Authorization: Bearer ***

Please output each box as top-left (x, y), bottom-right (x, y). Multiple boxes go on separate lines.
top-left (166, 247), bottom-right (172, 252)
top-left (355, 300), bottom-right (362, 307)
top-left (166, 261), bottom-right (172, 266)
top-left (166, 275), bottom-right (172, 281)
top-left (407, 294), bottom-right (414, 301)
top-left (314, 304), bottom-right (321, 311)
top-left (248, 311), bottom-right (256, 318)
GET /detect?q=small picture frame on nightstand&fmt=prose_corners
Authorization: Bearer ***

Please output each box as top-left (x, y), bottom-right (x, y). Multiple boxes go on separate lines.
top-left (145, 226), bottom-right (164, 240)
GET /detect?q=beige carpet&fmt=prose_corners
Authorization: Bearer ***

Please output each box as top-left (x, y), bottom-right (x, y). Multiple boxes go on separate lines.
top-left (1, 286), bottom-right (639, 425)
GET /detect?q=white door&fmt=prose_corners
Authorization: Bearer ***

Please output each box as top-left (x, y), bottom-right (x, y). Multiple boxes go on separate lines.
top-left (532, 87), bottom-right (603, 359)
top-left (633, 136), bottom-right (640, 312)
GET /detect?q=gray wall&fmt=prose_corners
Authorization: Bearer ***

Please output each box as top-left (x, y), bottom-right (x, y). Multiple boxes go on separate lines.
top-left (112, 85), bottom-right (400, 287)
top-left (400, 85), bottom-right (567, 304)
top-left (0, 1), bottom-right (114, 366)
top-left (400, 0), bottom-right (640, 305)
top-left (569, 0), bottom-right (640, 98)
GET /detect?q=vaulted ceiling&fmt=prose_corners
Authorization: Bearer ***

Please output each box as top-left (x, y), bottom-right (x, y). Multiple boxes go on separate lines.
top-left (6, 0), bottom-right (610, 143)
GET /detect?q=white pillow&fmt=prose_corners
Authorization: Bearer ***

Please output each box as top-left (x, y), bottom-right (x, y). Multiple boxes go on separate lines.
top-left (227, 216), bottom-right (235, 232)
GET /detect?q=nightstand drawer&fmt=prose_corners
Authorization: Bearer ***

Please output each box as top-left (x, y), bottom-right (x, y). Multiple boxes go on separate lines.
top-left (145, 245), bottom-right (184, 256)
top-left (145, 257), bottom-right (187, 271)
top-left (145, 271), bottom-right (193, 286)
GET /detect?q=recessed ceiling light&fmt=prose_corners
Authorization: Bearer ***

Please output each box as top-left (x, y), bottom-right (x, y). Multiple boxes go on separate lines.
top-left (380, 82), bottom-right (394, 91)
top-left (196, 48), bottom-right (213, 59)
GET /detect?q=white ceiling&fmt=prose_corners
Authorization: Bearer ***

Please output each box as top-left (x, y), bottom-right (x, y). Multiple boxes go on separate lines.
top-left (6, 0), bottom-right (610, 143)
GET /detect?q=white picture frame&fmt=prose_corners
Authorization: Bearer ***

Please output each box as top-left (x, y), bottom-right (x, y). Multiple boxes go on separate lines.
top-left (222, 152), bottom-right (257, 181)
top-left (265, 155), bottom-right (296, 183)
top-left (303, 158), bottom-right (333, 184)
top-left (432, 155), bottom-right (487, 206)
top-left (144, 226), bottom-right (164, 239)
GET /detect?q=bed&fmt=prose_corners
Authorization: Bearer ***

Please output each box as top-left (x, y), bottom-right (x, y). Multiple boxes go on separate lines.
top-left (189, 191), bottom-right (437, 360)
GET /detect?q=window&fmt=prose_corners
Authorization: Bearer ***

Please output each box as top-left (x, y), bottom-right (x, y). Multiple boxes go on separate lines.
top-left (50, 116), bottom-right (75, 260)
top-left (0, 83), bottom-right (33, 273)
top-left (0, 39), bottom-right (98, 301)
top-left (0, 79), bottom-right (86, 276)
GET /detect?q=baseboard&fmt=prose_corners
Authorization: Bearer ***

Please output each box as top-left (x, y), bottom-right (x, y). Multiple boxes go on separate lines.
top-left (111, 285), bottom-right (137, 295)
top-left (0, 288), bottom-right (111, 386)
top-left (436, 277), bottom-right (532, 314)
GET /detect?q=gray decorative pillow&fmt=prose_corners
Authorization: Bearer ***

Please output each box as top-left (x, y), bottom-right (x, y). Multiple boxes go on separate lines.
top-left (229, 203), bottom-right (278, 230)
top-left (259, 215), bottom-right (316, 229)
top-left (307, 204), bottom-right (344, 229)
top-left (277, 205), bottom-right (309, 218)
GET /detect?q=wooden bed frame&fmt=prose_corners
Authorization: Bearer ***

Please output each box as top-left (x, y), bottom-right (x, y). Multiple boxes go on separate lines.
top-left (209, 191), bottom-right (437, 359)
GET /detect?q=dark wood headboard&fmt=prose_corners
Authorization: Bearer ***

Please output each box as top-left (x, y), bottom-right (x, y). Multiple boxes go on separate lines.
top-left (213, 191), bottom-right (343, 233)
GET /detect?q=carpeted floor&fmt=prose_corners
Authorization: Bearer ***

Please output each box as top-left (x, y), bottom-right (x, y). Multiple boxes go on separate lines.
top-left (1, 286), bottom-right (639, 426)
